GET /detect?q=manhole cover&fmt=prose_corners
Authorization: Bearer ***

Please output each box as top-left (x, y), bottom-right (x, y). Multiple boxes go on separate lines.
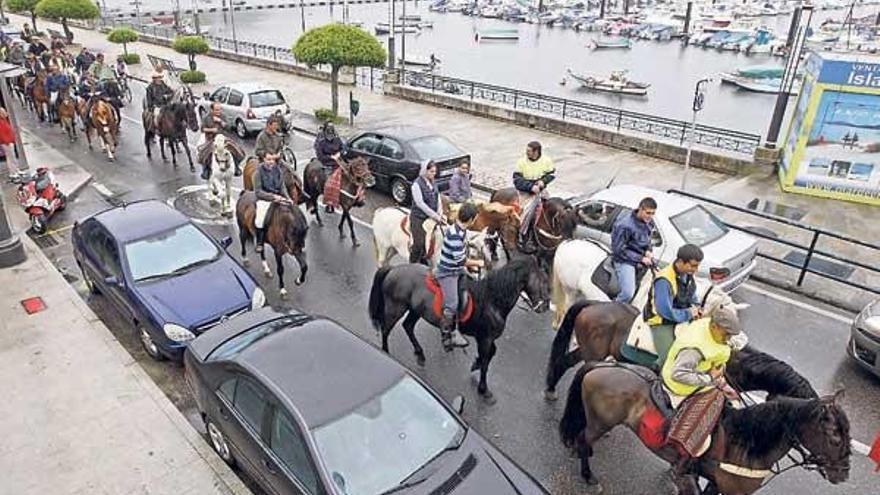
top-left (747, 198), bottom-right (807, 222)
top-left (168, 185), bottom-right (241, 225)
top-left (783, 251), bottom-right (855, 280)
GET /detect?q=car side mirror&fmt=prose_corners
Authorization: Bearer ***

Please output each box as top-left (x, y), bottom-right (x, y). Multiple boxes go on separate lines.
top-left (451, 395), bottom-right (465, 415)
top-left (220, 236), bottom-right (233, 249)
top-left (332, 471), bottom-right (347, 493)
top-left (104, 275), bottom-right (121, 287)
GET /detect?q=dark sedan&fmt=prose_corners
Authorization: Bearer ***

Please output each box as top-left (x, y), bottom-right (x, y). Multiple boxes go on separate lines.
top-left (185, 308), bottom-right (549, 495)
top-left (72, 200), bottom-right (265, 361)
top-left (344, 127), bottom-right (470, 205)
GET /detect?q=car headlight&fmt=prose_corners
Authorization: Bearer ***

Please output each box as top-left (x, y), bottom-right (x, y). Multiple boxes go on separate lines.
top-left (251, 287), bottom-right (266, 310)
top-left (164, 323), bottom-right (196, 343)
top-left (863, 316), bottom-right (880, 336)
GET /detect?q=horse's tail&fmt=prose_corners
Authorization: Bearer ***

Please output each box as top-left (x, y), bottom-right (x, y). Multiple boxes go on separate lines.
top-left (559, 364), bottom-right (589, 448)
top-left (368, 266), bottom-right (393, 331)
top-left (547, 299), bottom-right (591, 389)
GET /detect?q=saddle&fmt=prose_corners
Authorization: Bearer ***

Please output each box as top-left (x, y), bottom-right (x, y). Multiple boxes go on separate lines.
top-left (424, 272), bottom-right (474, 323)
top-left (591, 255), bottom-right (621, 299)
top-left (620, 319), bottom-right (677, 369)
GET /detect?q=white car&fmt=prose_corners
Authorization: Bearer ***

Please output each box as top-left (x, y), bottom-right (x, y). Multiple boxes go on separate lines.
top-left (197, 82), bottom-right (290, 138)
top-left (570, 184), bottom-right (758, 291)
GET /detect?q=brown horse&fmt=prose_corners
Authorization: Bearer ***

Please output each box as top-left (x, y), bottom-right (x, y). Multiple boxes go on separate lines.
top-left (303, 157), bottom-right (375, 247)
top-left (85, 99), bottom-right (118, 161)
top-left (235, 191), bottom-right (309, 298)
top-left (29, 71), bottom-right (49, 122)
top-left (559, 363), bottom-right (851, 494)
top-left (57, 89), bottom-right (77, 142)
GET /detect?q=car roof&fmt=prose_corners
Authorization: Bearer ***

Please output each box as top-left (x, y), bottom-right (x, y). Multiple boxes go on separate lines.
top-left (88, 200), bottom-right (190, 243)
top-left (369, 126), bottom-right (439, 141)
top-left (230, 314), bottom-right (408, 428)
top-left (589, 185), bottom-right (695, 215)
top-left (219, 82), bottom-right (280, 94)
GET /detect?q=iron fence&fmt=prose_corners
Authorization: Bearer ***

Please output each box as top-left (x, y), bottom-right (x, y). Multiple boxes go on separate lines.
top-left (401, 69), bottom-right (762, 157)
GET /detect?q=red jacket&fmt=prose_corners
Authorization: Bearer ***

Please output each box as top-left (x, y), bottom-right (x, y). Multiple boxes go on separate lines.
top-left (0, 117), bottom-right (15, 145)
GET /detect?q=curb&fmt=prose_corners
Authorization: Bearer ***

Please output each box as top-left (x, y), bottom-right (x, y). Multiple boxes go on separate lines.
top-left (750, 273), bottom-right (862, 315)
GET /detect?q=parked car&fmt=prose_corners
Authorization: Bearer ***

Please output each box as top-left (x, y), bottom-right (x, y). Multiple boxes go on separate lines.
top-left (185, 308), bottom-right (550, 495)
top-left (848, 298), bottom-right (880, 379)
top-left (197, 82), bottom-right (290, 139)
top-left (72, 200), bottom-right (265, 361)
top-left (570, 185), bottom-right (758, 291)
top-left (344, 126), bottom-right (470, 205)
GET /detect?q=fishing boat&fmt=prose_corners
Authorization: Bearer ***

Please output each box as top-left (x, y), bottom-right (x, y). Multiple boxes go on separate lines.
top-left (590, 37), bottom-right (632, 49)
top-left (567, 69), bottom-right (650, 96)
top-left (721, 75), bottom-right (800, 94)
top-left (476, 28), bottom-right (519, 41)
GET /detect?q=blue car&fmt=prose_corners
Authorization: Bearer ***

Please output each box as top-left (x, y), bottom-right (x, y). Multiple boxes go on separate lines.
top-left (72, 200), bottom-right (265, 361)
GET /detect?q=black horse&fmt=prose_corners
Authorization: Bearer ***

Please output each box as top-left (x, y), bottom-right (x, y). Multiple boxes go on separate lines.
top-left (143, 87), bottom-right (199, 170)
top-left (368, 255), bottom-right (550, 402)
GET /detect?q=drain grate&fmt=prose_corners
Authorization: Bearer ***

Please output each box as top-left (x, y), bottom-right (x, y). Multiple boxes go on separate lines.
top-left (30, 232), bottom-right (60, 248)
top-left (747, 198), bottom-right (807, 222)
top-left (783, 251), bottom-right (855, 280)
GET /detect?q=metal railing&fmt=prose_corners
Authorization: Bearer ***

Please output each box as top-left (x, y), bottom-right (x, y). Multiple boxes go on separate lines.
top-left (401, 69), bottom-right (762, 157)
top-left (669, 189), bottom-right (880, 296)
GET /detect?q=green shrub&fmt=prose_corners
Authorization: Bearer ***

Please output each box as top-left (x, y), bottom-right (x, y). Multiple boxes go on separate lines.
top-left (172, 36), bottom-right (210, 71)
top-left (121, 53), bottom-right (140, 65)
top-left (314, 108), bottom-right (344, 124)
top-left (179, 70), bottom-right (206, 84)
top-left (107, 27), bottom-right (139, 55)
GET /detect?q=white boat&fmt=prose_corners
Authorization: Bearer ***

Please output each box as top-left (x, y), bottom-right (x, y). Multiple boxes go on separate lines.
top-left (476, 28), bottom-right (519, 41)
top-left (375, 23), bottom-right (421, 35)
top-left (567, 69), bottom-right (650, 96)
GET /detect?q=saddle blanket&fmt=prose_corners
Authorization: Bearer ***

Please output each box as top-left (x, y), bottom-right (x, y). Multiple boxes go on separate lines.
top-left (255, 201), bottom-right (272, 229)
top-left (323, 168), bottom-right (343, 208)
top-left (666, 388), bottom-right (725, 458)
top-left (424, 273), bottom-right (474, 323)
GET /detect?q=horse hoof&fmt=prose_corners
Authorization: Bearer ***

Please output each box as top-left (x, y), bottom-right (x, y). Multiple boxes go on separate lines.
top-left (544, 390), bottom-right (558, 402)
top-left (470, 360), bottom-right (480, 372)
top-left (280, 288), bottom-right (288, 298)
top-left (351, 241), bottom-right (360, 248)
top-left (295, 276), bottom-right (306, 286)
top-left (242, 259), bottom-right (250, 266)
top-left (415, 353), bottom-right (426, 366)
top-left (480, 390), bottom-right (497, 405)
top-left (264, 270), bottom-right (272, 278)
top-left (586, 476), bottom-right (601, 489)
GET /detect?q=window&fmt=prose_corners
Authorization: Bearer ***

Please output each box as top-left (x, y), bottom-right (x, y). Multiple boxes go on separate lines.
top-left (670, 206), bottom-right (728, 247)
top-left (249, 90), bottom-right (285, 108)
top-left (227, 90), bottom-right (244, 107)
top-left (577, 201), bottom-right (621, 233)
top-left (377, 138), bottom-right (404, 160)
top-left (84, 225), bottom-right (121, 277)
top-left (270, 411), bottom-right (322, 494)
top-left (233, 379), bottom-right (267, 432)
top-left (211, 87), bottom-right (230, 103)
top-left (218, 378), bottom-right (236, 401)
top-left (351, 135), bottom-right (381, 154)
top-left (123, 224), bottom-right (219, 283)
top-left (408, 135), bottom-right (463, 161)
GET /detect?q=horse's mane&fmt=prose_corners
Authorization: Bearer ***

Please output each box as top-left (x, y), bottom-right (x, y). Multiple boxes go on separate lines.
top-left (470, 256), bottom-right (534, 308)
top-left (728, 345), bottom-right (818, 399)
top-left (546, 197), bottom-right (577, 238)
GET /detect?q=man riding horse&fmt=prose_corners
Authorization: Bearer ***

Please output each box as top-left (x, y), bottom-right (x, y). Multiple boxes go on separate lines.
top-left (513, 140), bottom-right (555, 251)
top-left (44, 64), bottom-right (70, 123)
top-left (84, 53), bottom-right (122, 125)
top-left (253, 152), bottom-right (292, 253)
top-left (145, 71), bottom-right (174, 128)
top-left (254, 116), bottom-right (285, 162)
top-left (22, 52), bottom-right (43, 95)
top-left (611, 196), bottom-right (656, 304)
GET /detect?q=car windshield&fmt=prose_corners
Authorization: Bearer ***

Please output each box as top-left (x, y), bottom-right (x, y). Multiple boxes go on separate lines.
top-left (249, 90), bottom-right (285, 108)
top-left (312, 376), bottom-right (465, 495)
top-left (409, 135), bottom-right (463, 160)
top-left (124, 224), bottom-right (220, 282)
top-left (670, 206), bottom-right (729, 247)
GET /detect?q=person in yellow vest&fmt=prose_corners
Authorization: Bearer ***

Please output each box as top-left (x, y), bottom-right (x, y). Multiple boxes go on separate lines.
top-left (661, 305), bottom-right (742, 409)
top-left (512, 141), bottom-right (555, 251)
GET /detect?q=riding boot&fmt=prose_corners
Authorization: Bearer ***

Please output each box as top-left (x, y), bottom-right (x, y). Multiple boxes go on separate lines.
top-left (255, 228), bottom-right (266, 253)
top-left (325, 204), bottom-right (335, 213)
top-left (440, 310), bottom-right (469, 351)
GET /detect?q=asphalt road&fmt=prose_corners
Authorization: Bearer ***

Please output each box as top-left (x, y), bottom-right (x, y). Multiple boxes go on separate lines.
top-left (15, 81), bottom-right (880, 495)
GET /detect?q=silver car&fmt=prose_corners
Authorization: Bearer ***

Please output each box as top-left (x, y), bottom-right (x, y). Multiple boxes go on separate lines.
top-left (848, 299), bottom-right (880, 379)
top-left (198, 82), bottom-right (290, 138)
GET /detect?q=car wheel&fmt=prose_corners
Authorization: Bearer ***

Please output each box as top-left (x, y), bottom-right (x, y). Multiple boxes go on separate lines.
top-left (139, 326), bottom-right (165, 361)
top-left (391, 178), bottom-right (411, 205)
top-left (206, 419), bottom-right (235, 466)
top-left (235, 119), bottom-right (248, 139)
top-left (79, 263), bottom-right (100, 295)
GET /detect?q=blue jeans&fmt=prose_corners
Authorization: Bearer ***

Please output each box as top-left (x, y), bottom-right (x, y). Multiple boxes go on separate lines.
top-left (435, 272), bottom-right (458, 315)
top-left (614, 262), bottom-right (637, 303)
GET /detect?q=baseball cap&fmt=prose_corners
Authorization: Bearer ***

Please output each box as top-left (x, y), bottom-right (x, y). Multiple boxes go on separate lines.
top-left (711, 305), bottom-right (742, 335)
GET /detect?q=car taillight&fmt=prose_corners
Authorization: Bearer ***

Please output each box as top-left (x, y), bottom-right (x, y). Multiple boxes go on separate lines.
top-left (710, 267), bottom-right (730, 282)
top-left (246, 109), bottom-right (256, 119)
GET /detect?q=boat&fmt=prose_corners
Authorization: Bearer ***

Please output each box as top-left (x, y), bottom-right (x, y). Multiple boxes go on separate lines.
top-left (590, 37), bottom-right (632, 49)
top-left (375, 23), bottom-right (421, 35)
top-left (720, 75), bottom-right (800, 94)
top-left (732, 64), bottom-right (784, 79)
top-left (476, 28), bottom-right (519, 41)
top-left (566, 69), bottom-right (650, 96)
top-left (398, 54), bottom-right (440, 67)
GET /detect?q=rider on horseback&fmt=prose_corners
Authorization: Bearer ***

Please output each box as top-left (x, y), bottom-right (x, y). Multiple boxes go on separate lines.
top-left (436, 202), bottom-right (484, 351)
top-left (84, 54), bottom-right (122, 128)
top-left (253, 152), bottom-right (292, 253)
top-left (644, 244), bottom-right (703, 328)
top-left (7, 40), bottom-right (25, 66)
top-left (255, 116), bottom-right (284, 162)
top-left (610, 197), bottom-right (656, 304)
top-left (44, 64), bottom-right (70, 123)
top-left (512, 141), bottom-right (555, 251)
top-left (74, 47), bottom-right (96, 77)
top-left (47, 47), bottom-right (70, 72)
top-left (145, 71), bottom-right (174, 124)
top-left (410, 160), bottom-right (446, 265)
top-left (314, 121), bottom-right (344, 171)
top-left (22, 52), bottom-right (43, 95)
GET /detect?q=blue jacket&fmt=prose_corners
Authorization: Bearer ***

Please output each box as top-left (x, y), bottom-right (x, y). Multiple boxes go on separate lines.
top-left (611, 211), bottom-right (654, 266)
top-left (45, 73), bottom-right (70, 94)
top-left (652, 275), bottom-right (699, 324)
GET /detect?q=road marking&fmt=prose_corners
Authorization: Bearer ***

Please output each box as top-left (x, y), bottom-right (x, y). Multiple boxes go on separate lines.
top-left (852, 439), bottom-right (871, 456)
top-left (33, 224), bottom-right (75, 237)
top-left (122, 115), bottom-right (140, 125)
top-left (739, 283), bottom-right (853, 324)
top-left (92, 182), bottom-right (114, 197)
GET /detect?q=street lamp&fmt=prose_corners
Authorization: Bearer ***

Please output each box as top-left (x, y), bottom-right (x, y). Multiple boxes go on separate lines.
top-left (300, 0), bottom-right (306, 33)
top-left (0, 64), bottom-right (29, 268)
top-left (765, 5), bottom-right (814, 148)
top-left (681, 77), bottom-right (711, 191)
top-left (388, 0), bottom-right (396, 69)
top-left (129, 0), bottom-right (142, 27)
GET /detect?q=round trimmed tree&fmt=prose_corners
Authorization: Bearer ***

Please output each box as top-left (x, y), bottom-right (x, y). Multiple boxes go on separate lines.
top-left (107, 27), bottom-right (139, 56)
top-left (34, 0), bottom-right (99, 43)
top-left (292, 23), bottom-right (385, 116)
top-left (6, 0), bottom-right (41, 30)
top-left (172, 35), bottom-right (209, 71)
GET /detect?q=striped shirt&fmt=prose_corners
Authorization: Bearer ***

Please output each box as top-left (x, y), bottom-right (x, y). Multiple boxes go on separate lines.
top-left (436, 223), bottom-right (467, 277)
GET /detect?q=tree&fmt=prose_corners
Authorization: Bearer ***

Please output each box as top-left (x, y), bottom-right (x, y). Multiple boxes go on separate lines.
top-left (6, 0), bottom-right (41, 30)
top-left (34, 0), bottom-right (99, 43)
top-left (292, 23), bottom-right (385, 116)
top-left (107, 27), bottom-right (138, 56)
top-left (172, 35), bottom-right (209, 71)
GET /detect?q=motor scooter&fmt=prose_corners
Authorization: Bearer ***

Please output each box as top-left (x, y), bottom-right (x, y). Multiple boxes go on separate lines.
top-left (17, 167), bottom-right (66, 234)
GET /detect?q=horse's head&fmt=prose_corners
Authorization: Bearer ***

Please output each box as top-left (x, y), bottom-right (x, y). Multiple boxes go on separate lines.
top-left (544, 197), bottom-right (578, 239)
top-left (699, 283), bottom-right (749, 317)
top-left (795, 391), bottom-right (851, 484)
top-left (465, 229), bottom-right (493, 272)
top-left (347, 156), bottom-right (376, 189)
top-left (521, 255), bottom-right (551, 313)
top-left (213, 134), bottom-right (228, 158)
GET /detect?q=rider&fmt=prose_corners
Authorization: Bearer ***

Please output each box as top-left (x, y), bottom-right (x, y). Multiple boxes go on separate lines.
top-left (22, 52), bottom-right (43, 96)
top-left (314, 121), bottom-right (343, 171)
top-left (75, 47), bottom-right (96, 76)
top-left (198, 102), bottom-right (226, 178)
top-left (252, 152), bottom-right (292, 253)
top-left (86, 53), bottom-right (122, 126)
top-left (254, 116), bottom-right (284, 162)
top-left (6, 40), bottom-right (25, 66)
top-left (610, 196), bottom-right (656, 304)
top-left (87, 53), bottom-right (115, 82)
top-left (644, 244), bottom-right (703, 329)
top-left (144, 71), bottom-right (174, 124)
top-left (77, 72), bottom-right (96, 102)
top-left (44, 64), bottom-right (71, 122)
top-left (27, 36), bottom-right (48, 60)
top-left (512, 141), bottom-right (555, 250)
top-left (115, 55), bottom-right (128, 81)
top-left (47, 47), bottom-right (70, 72)
top-left (410, 160), bottom-right (446, 265)
top-left (436, 202), bottom-right (484, 351)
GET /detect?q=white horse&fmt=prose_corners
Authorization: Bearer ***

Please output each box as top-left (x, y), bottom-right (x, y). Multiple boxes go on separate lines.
top-left (208, 134), bottom-right (235, 217)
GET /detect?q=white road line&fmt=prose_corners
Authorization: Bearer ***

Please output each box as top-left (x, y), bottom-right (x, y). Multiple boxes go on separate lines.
top-left (91, 182), bottom-right (114, 197)
top-left (739, 283), bottom-right (853, 325)
top-left (122, 115), bottom-right (140, 125)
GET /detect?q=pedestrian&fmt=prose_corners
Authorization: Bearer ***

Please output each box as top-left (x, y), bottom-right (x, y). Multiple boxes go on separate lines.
top-left (447, 160), bottom-right (472, 204)
top-left (410, 160), bottom-right (445, 265)
top-left (0, 108), bottom-right (25, 183)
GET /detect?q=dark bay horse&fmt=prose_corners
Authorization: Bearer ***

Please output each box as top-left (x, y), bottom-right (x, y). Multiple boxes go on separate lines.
top-left (303, 157), bottom-right (375, 247)
top-left (30, 71), bottom-right (49, 122)
top-left (143, 87), bottom-right (199, 170)
top-left (368, 255), bottom-right (550, 402)
top-left (235, 191), bottom-right (308, 298)
top-left (57, 89), bottom-right (77, 142)
top-left (559, 364), bottom-right (850, 494)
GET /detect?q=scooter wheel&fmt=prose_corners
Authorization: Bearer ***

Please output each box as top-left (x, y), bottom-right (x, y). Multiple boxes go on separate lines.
top-left (30, 214), bottom-right (47, 234)
top-left (56, 193), bottom-right (67, 211)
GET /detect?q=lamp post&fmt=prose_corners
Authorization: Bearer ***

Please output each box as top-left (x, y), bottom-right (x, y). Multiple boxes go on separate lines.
top-left (191, 0), bottom-right (201, 35)
top-left (229, 0), bottom-right (237, 46)
top-left (388, 0), bottom-right (396, 69)
top-left (0, 64), bottom-right (29, 268)
top-left (401, 0), bottom-right (407, 73)
top-left (129, 0), bottom-right (142, 27)
top-left (682, 78), bottom-right (711, 191)
top-left (765, 5), bottom-right (813, 148)
top-left (299, 0), bottom-right (306, 33)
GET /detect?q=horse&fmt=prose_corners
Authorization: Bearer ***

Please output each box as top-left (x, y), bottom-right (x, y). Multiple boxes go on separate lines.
top-left (29, 71), bottom-right (49, 122)
top-left (235, 191), bottom-right (308, 298)
top-left (84, 99), bottom-right (119, 161)
top-left (368, 255), bottom-right (550, 402)
top-left (207, 134), bottom-right (237, 217)
top-left (57, 89), bottom-right (77, 142)
top-left (558, 364), bottom-right (851, 494)
top-left (143, 87), bottom-right (199, 170)
top-left (543, 285), bottom-right (747, 401)
top-left (303, 157), bottom-right (375, 247)
top-left (370, 206), bottom-right (491, 270)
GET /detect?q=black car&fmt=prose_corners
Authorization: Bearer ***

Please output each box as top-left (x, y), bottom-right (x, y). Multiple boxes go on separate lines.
top-left (185, 308), bottom-right (549, 495)
top-left (344, 127), bottom-right (470, 205)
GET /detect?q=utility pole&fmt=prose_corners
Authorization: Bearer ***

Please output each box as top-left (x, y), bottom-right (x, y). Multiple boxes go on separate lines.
top-left (130, 0), bottom-right (142, 27)
top-left (766, 5), bottom-right (813, 148)
top-left (682, 78), bottom-right (710, 191)
top-left (599, 0), bottom-right (606, 19)
top-left (191, 0), bottom-right (201, 34)
top-left (388, 0), bottom-right (396, 69)
top-left (300, 0), bottom-right (306, 32)
top-left (402, 0), bottom-right (407, 73)
top-left (229, 0), bottom-right (237, 46)
top-left (0, 64), bottom-right (29, 268)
